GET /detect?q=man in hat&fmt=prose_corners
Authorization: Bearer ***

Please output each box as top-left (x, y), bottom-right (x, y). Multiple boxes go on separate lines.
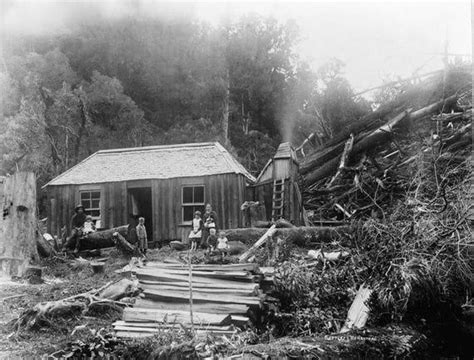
top-left (65, 204), bottom-right (87, 252)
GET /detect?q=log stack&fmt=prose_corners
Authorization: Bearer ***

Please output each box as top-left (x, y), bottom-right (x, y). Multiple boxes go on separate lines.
top-left (113, 261), bottom-right (264, 338)
top-left (299, 65), bottom-right (472, 222)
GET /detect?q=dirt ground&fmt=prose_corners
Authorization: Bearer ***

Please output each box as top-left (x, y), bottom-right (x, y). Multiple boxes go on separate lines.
top-left (0, 246), bottom-right (228, 358)
top-left (0, 249), bottom-right (132, 358)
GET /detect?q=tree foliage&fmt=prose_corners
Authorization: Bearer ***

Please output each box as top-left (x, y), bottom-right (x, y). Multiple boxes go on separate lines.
top-left (1, 15), bottom-right (369, 193)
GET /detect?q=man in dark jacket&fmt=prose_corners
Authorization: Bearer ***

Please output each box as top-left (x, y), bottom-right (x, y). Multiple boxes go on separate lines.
top-left (65, 204), bottom-right (87, 252)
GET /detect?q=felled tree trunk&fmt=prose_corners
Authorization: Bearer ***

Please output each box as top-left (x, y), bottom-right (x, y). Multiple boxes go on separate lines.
top-left (113, 232), bottom-right (137, 255)
top-left (301, 95), bottom-right (458, 187)
top-left (225, 226), bottom-right (351, 246)
top-left (64, 226), bottom-right (128, 250)
top-left (0, 172), bottom-right (38, 277)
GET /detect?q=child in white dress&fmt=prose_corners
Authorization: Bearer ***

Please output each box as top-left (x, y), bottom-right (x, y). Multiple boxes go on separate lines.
top-left (189, 211), bottom-right (203, 251)
top-left (216, 231), bottom-right (229, 258)
top-left (82, 215), bottom-right (96, 235)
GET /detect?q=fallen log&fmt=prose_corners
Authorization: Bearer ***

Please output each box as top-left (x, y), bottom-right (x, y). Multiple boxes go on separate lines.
top-left (225, 226), bottom-right (351, 247)
top-left (64, 225), bottom-right (128, 251)
top-left (327, 133), bottom-right (354, 188)
top-left (239, 225), bottom-right (277, 263)
top-left (303, 110), bottom-right (410, 186)
top-left (113, 232), bottom-right (136, 255)
top-left (98, 278), bottom-right (139, 300)
top-left (302, 95), bottom-right (458, 186)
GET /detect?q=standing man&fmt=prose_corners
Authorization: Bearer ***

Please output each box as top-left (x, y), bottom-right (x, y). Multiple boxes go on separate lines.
top-left (65, 204), bottom-right (87, 252)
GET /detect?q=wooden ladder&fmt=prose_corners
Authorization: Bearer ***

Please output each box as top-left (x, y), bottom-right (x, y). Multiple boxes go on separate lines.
top-left (271, 179), bottom-right (285, 222)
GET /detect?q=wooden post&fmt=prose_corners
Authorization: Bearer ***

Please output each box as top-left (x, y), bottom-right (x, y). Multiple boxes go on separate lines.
top-left (188, 250), bottom-right (194, 332)
top-left (0, 172), bottom-right (38, 277)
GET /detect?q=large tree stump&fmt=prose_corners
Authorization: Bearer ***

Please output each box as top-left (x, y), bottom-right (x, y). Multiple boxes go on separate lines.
top-left (0, 172), bottom-right (38, 277)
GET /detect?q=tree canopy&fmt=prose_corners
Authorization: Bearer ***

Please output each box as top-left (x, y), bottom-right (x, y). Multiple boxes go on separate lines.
top-left (1, 15), bottom-right (370, 191)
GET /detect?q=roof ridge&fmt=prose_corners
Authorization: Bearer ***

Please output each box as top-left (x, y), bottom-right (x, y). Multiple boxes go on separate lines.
top-left (97, 142), bottom-right (216, 154)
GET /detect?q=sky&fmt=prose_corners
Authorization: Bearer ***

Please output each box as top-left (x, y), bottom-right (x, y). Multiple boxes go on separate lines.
top-left (1, 0), bottom-right (472, 92)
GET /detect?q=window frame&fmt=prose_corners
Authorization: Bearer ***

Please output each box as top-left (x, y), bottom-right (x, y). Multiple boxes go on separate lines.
top-left (79, 189), bottom-right (101, 222)
top-left (181, 185), bottom-right (205, 223)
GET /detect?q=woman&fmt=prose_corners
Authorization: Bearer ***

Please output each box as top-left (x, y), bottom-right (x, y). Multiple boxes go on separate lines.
top-left (201, 203), bottom-right (218, 249)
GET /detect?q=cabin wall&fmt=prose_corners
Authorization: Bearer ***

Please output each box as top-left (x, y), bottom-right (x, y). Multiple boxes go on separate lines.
top-left (152, 173), bottom-right (247, 244)
top-left (46, 173), bottom-right (248, 246)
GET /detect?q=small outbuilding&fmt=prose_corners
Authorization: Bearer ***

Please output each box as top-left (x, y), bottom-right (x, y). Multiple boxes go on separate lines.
top-left (249, 142), bottom-right (303, 225)
top-left (43, 142), bottom-right (255, 246)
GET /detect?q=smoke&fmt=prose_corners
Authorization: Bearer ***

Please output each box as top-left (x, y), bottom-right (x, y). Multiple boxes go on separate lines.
top-left (2, 1), bottom-right (199, 36)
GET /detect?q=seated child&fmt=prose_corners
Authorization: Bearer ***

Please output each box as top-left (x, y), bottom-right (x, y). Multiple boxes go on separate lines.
top-left (216, 230), bottom-right (229, 256)
top-left (206, 228), bottom-right (218, 252)
top-left (189, 211), bottom-right (203, 251)
top-left (82, 215), bottom-right (96, 235)
top-left (136, 217), bottom-right (148, 255)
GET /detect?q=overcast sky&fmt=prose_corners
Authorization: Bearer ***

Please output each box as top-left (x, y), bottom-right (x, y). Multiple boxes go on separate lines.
top-left (1, 0), bottom-right (472, 91)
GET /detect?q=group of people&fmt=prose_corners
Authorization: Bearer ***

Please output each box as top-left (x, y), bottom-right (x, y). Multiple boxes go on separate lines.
top-left (189, 203), bottom-right (229, 255)
top-left (67, 202), bottom-right (228, 256)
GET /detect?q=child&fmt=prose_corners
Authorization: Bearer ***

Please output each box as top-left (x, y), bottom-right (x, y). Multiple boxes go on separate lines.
top-left (216, 230), bottom-right (229, 258)
top-left (189, 211), bottom-right (203, 251)
top-left (136, 217), bottom-right (148, 255)
top-left (82, 215), bottom-right (96, 235)
top-left (206, 228), bottom-right (218, 252)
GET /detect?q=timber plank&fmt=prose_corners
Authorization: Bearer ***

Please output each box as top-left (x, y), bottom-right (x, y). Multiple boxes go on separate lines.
top-left (123, 307), bottom-right (231, 325)
top-left (115, 329), bottom-right (237, 338)
top-left (140, 267), bottom-right (252, 279)
top-left (143, 288), bottom-right (260, 305)
top-left (141, 283), bottom-right (256, 296)
top-left (143, 262), bottom-right (257, 272)
top-left (135, 268), bottom-right (256, 285)
top-left (133, 298), bottom-right (249, 314)
top-left (139, 279), bottom-right (258, 291)
top-left (113, 321), bottom-right (234, 331)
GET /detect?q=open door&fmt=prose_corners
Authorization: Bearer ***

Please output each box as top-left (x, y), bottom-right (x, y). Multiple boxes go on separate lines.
top-left (128, 187), bottom-right (153, 246)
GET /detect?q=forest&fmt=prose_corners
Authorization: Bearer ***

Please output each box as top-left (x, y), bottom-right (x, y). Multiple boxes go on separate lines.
top-left (1, 9), bottom-right (472, 358)
top-left (0, 14), bottom-right (370, 201)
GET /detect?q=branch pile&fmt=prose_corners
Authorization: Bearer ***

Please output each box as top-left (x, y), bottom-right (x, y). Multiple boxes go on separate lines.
top-left (300, 65), bottom-right (472, 222)
top-left (14, 279), bottom-right (140, 331)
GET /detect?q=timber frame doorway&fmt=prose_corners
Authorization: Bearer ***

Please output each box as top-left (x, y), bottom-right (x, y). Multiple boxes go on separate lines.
top-left (127, 186), bottom-right (153, 245)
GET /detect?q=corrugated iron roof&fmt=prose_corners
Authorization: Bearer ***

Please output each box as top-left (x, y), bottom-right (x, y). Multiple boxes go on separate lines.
top-left (44, 142), bottom-right (255, 187)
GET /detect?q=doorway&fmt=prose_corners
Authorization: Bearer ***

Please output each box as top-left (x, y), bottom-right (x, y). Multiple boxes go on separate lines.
top-left (128, 187), bottom-right (153, 245)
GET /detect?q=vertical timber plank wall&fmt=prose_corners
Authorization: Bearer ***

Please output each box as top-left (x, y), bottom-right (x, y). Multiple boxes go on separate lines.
top-left (151, 180), bottom-right (159, 245)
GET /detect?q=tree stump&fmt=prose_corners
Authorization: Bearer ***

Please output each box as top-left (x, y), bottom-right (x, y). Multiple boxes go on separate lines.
top-left (24, 266), bottom-right (43, 284)
top-left (91, 262), bottom-right (105, 274)
top-left (0, 172), bottom-right (38, 277)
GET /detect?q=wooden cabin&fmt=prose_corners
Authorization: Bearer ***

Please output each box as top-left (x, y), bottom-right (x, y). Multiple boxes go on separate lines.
top-left (43, 142), bottom-right (255, 246)
top-left (249, 142), bottom-right (303, 225)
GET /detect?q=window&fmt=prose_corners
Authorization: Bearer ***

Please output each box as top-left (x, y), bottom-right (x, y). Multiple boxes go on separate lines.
top-left (80, 190), bottom-right (101, 220)
top-left (182, 185), bottom-right (204, 222)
